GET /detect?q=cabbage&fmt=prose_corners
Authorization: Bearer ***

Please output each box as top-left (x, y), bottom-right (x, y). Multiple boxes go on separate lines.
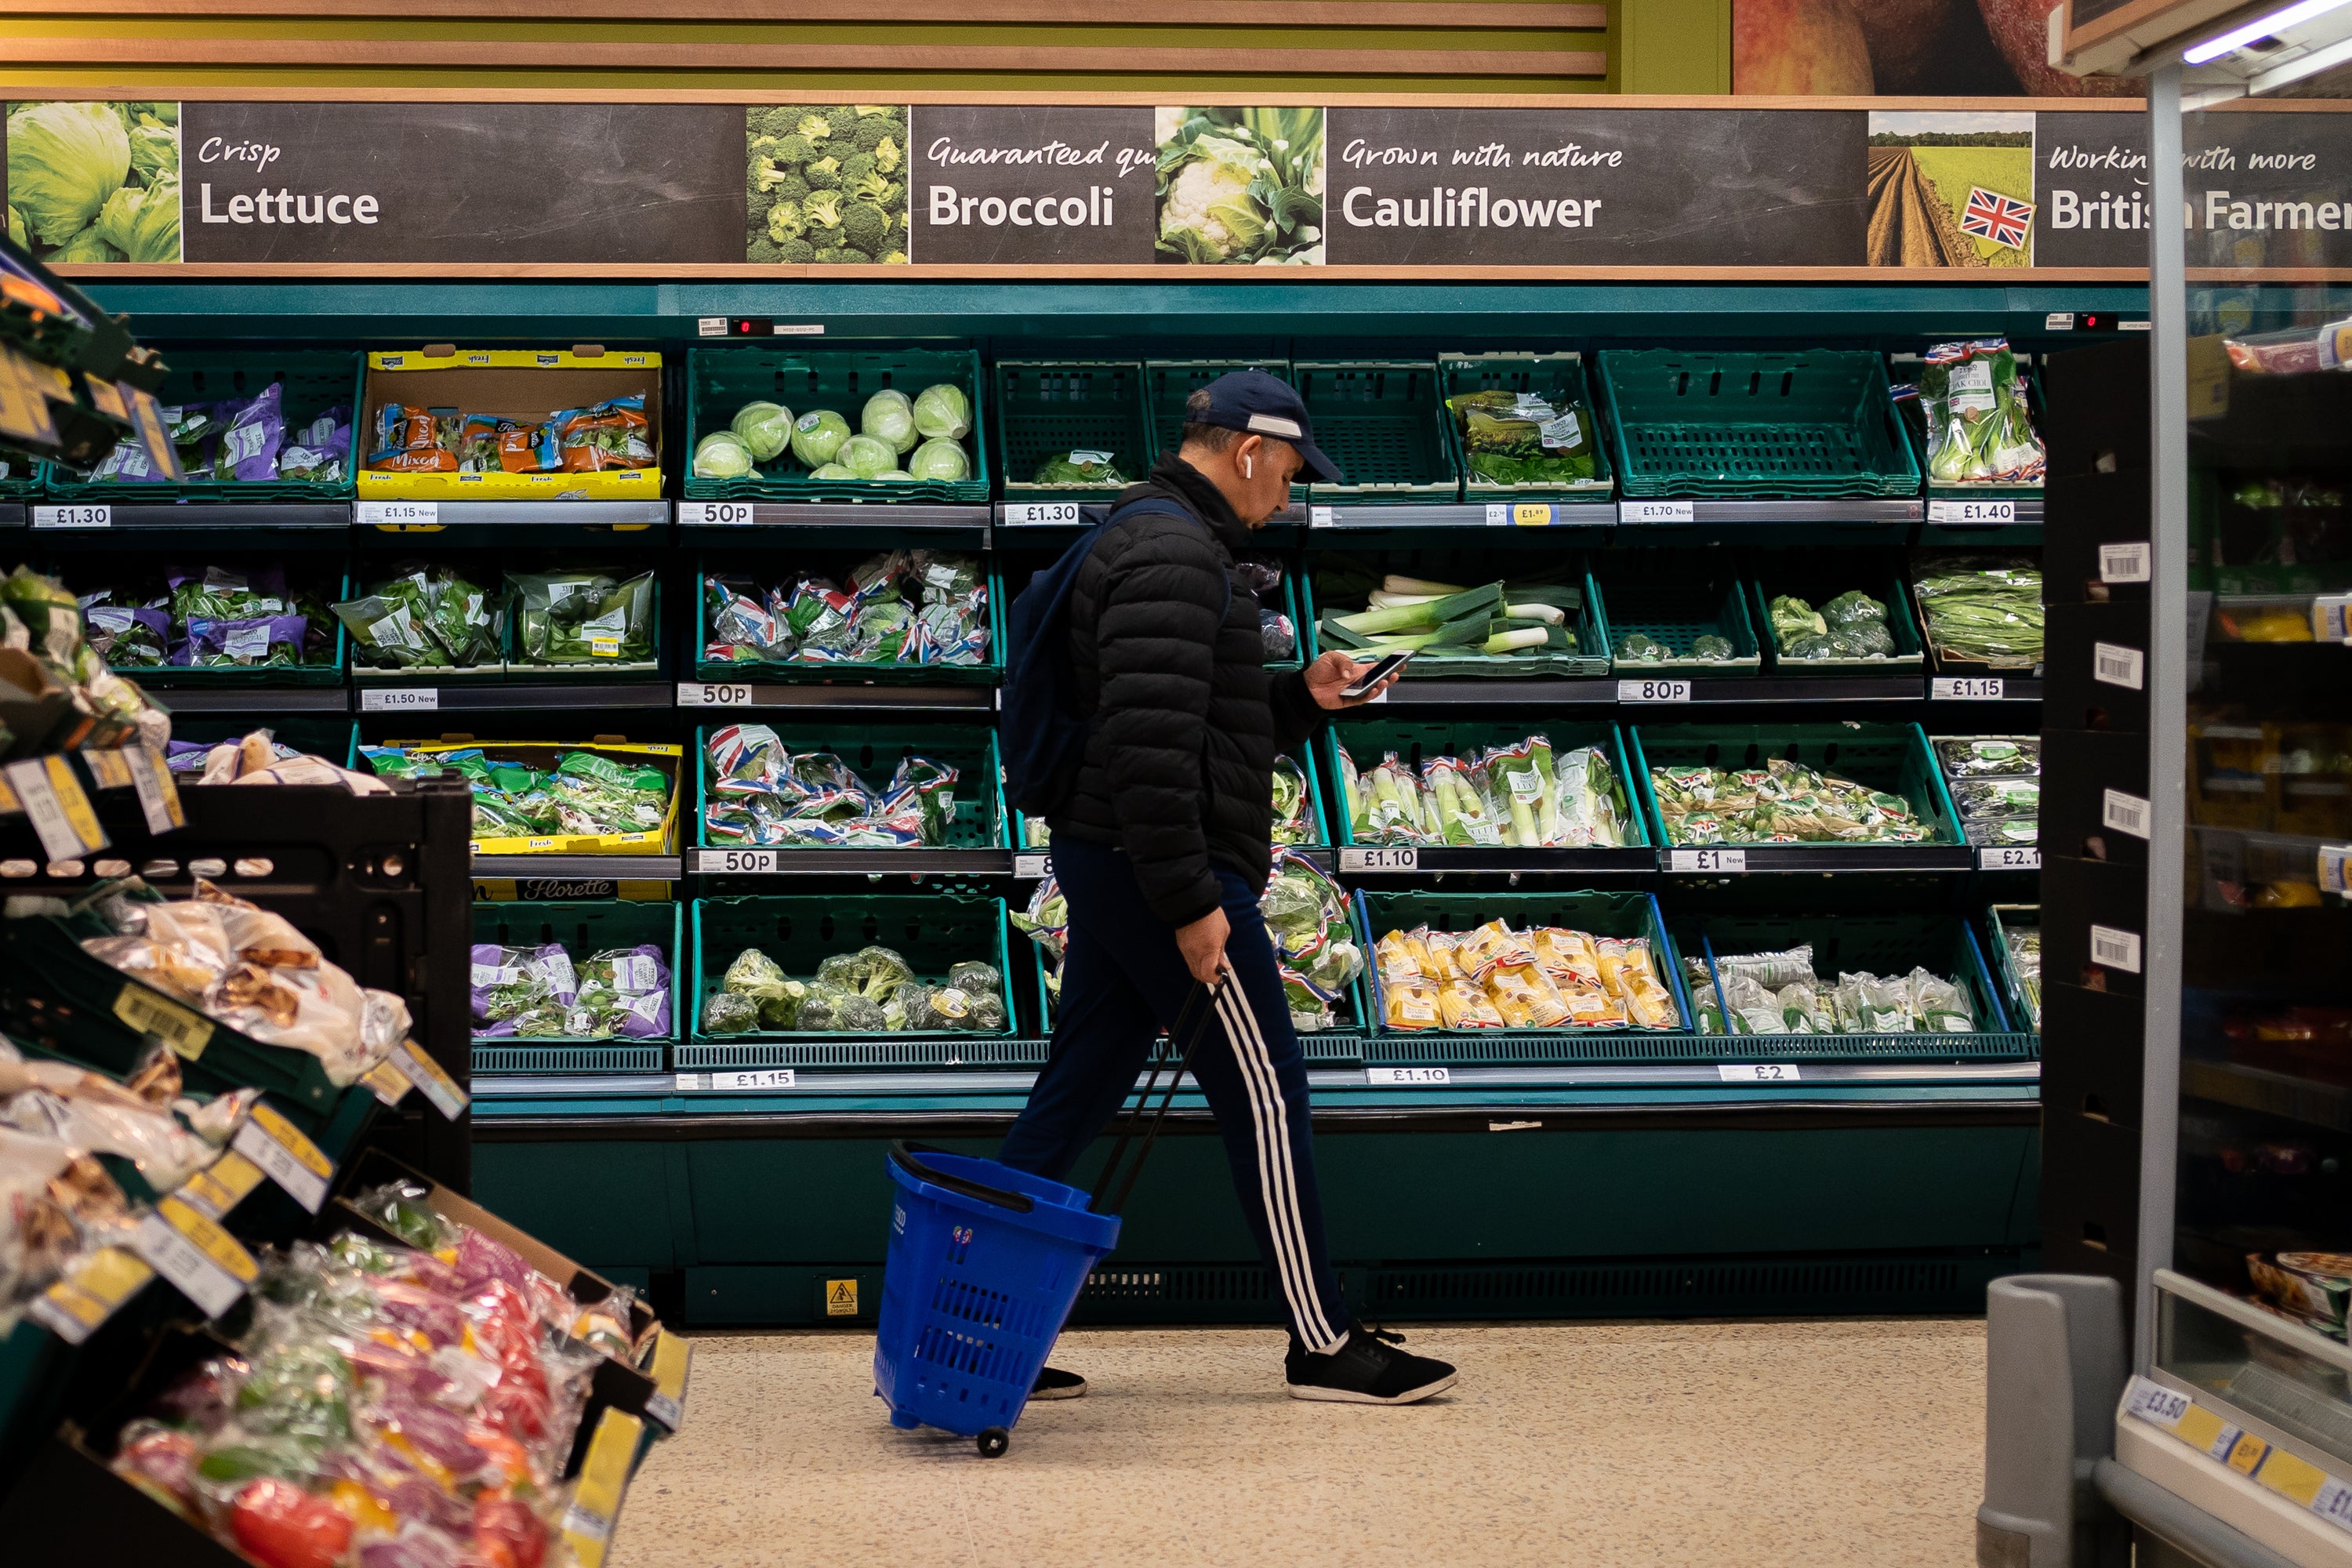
top-left (809, 463), bottom-right (855, 480)
top-left (789, 408), bottom-right (851, 466)
top-left (861, 390), bottom-right (917, 454)
top-left (49, 227), bottom-right (122, 263)
top-left (908, 437), bottom-right (970, 482)
top-left (6, 208), bottom-right (23, 247)
top-left (6, 100), bottom-right (130, 245)
top-left (911, 383), bottom-right (971, 441)
top-left (877, 470), bottom-right (916, 482)
top-left (692, 430), bottom-right (755, 479)
top-left (127, 119), bottom-right (177, 184)
top-left (838, 434), bottom-right (896, 478)
top-left (729, 400), bottom-right (793, 462)
top-left (94, 176), bottom-right (179, 263)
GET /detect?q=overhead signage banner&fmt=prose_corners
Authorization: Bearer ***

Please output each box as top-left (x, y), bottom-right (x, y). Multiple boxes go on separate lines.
top-left (3, 96), bottom-right (2346, 274)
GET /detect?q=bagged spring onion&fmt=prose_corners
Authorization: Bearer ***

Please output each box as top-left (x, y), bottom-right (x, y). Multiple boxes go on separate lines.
top-left (1916, 339), bottom-right (2045, 485)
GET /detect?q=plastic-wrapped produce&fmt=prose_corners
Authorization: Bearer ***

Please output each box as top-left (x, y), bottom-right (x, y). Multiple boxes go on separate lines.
top-left (703, 552), bottom-right (988, 668)
top-left (509, 568), bottom-right (655, 666)
top-left (334, 564), bottom-right (503, 671)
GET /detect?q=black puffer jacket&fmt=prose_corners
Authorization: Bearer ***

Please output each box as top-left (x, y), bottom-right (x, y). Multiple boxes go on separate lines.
top-left (1047, 453), bottom-right (1327, 927)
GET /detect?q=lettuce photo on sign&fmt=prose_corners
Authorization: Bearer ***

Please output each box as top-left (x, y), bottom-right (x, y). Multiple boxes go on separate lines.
top-left (1153, 107), bottom-right (1324, 267)
top-left (746, 104), bottom-right (910, 265)
top-left (5, 100), bottom-right (181, 263)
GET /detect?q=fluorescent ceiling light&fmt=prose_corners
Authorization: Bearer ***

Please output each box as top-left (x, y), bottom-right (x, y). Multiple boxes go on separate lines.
top-left (2183, 0), bottom-right (2352, 62)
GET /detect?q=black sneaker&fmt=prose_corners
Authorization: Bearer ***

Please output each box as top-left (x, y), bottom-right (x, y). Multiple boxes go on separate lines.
top-left (1286, 1324), bottom-right (1455, 1405)
top-left (1030, 1366), bottom-right (1087, 1400)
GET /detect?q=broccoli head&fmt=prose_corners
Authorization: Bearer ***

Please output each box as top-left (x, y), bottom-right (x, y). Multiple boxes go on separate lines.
top-left (840, 201), bottom-right (891, 256)
top-left (797, 112), bottom-right (833, 143)
top-left (803, 189), bottom-right (844, 232)
top-left (851, 172), bottom-right (900, 210)
top-left (804, 155), bottom-right (844, 191)
top-left (757, 107), bottom-right (801, 140)
top-left (768, 201), bottom-right (807, 243)
top-left (748, 236), bottom-right (784, 264)
top-left (840, 151), bottom-right (877, 190)
top-left (873, 135), bottom-right (902, 175)
top-left (768, 170), bottom-right (811, 207)
top-left (768, 133), bottom-right (814, 167)
top-left (850, 117), bottom-right (895, 154)
top-left (777, 235), bottom-right (817, 264)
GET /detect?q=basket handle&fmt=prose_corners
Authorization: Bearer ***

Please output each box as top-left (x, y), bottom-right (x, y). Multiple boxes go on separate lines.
top-left (889, 1142), bottom-right (1036, 1214)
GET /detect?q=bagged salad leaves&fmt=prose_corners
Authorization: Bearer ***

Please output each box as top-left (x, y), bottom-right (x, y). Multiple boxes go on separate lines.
top-left (1269, 754), bottom-right (1316, 844)
top-left (0, 565), bottom-right (171, 751)
top-left (699, 942), bottom-right (1004, 1034)
top-left (1335, 734), bottom-right (1629, 849)
top-left (1374, 919), bottom-right (1678, 1031)
top-left (510, 568), bottom-right (655, 666)
top-left (703, 723), bottom-right (960, 848)
top-left (1649, 757), bottom-right (1932, 846)
top-left (1261, 851), bottom-right (1362, 1033)
top-left (1933, 734), bottom-right (2041, 848)
top-left (364, 746), bottom-right (673, 845)
top-left (1911, 556), bottom-right (2042, 670)
top-left (1031, 450), bottom-right (1126, 486)
top-left (1446, 382), bottom-right (1600, 488)
top-left (472, 939), bottom-right (671, 1040)
top-left (85, 383), bottom-right (343, 488)
top-left (1914, 339), bottom-right (2044, 485)
top-left (333, 563), bottom-right (505, 671)
top-left (1010, 877), bottom-right (1069, 999)
top-left (1682, 943), bottom-right (1976, 1036)
top-left (704, 550), bottom-right (988, 668)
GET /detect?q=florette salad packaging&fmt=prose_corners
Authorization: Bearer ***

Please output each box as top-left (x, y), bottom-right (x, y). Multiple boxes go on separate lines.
top-left (703, 550), bottom-right (989, 669)
top-left (1911, 339), bottom-right (2045, 486)
top-left (85, 384), bottom-right (350, 488)
top-left (1334, 733), bottom-right (1631, 849)
top-left (363, 742), bottom-right (679, 855)
top-left (1683, 943), bottom-right (1976, 1036)
top-left (60, 563), bottom-right (337, 674)
top-left (699, 945), bottom-right (1006, 1036)
top-left (1933, 735), bottom-right (2040, 851)
top-left (702, 724), bottom-right (959, 849)
top-left (104, 1176), bottom-right (651, 1568)
top-left (0, 566), bottom-right (172, 753)
top-left (1446, 382), bottom-right (1603, 490)
top-left (474, 941), bottom-right (673, 1040)
top-left (512, 569), bottom-right (655, 666)
top-left (1648, 757), bottom-right (1936, 847)
top-left (1373, 918), bottom-right (1679, 1032)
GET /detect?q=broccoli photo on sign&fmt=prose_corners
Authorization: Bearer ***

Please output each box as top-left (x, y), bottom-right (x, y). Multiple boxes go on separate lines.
top-left (6, 100), bottom-right (182, 263)
top-left (746, 103), bottom-right (909, 265)
top-left (1153, 107), bottom-right (1324, 267)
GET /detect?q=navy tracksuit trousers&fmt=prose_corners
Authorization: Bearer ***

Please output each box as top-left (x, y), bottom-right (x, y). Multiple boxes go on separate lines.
top-left (999, 837), bottom-right (1351, 1353)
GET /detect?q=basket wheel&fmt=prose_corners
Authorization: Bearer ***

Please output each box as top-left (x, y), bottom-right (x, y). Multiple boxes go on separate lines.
top-left (976, 1427), bottom-right (1010, 1458)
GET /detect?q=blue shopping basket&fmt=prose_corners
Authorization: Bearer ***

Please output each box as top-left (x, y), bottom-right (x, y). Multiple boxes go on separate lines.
top-left (874, 979), bottom-right (1220, 1456)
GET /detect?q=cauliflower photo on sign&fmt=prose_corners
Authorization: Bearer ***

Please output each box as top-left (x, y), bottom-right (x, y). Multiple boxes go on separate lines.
top-left (1153, 107), bottom-right (1324, 267)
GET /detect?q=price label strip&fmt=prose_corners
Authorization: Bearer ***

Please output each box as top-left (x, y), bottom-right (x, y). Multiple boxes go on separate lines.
top-left (1338, 846), bottom-right (1419, 873)
top-left (705, 1069), bottom-right (797, 1091)
top-left (1013, 852), bottom-right (1052, 880)
top-left (361, 688), bottom-right (440, 712)
top-left (1003, 502), bottom-right (1083, 524)
top-left (1718, 1063), bottom-right (1802, 1082)
top-left (1926, 499), bottom-right (2016, 524)
top-left (2122, 1375), bottom-right (2352, 1539)
top-left (33, 503), bottom-right (112, 529)
top-left (176, 1150), bottom-right (267, 1221)
top-left (1979, 846), bottom-right (2042, 870)
top-left (79, 746), bottom-right (134, 791)
top-left (677, 683), bottom-right (755, 708)
top-left (643, 1329), bottom-right (693, 1433)
top-left (390, 1040), bottom-right (470, 1120)
top-left (134, 1196), bottom-right (259, 1318)
top-left (358, 500), bottom-right (439, 526)
top-left (561, 1409), bottom-right (646, 1568)
top-left (27, 1246), bottom-right (154, 1345)
top-left (1668, 848), bottom-right (1746, 873)
top-left (231, 1102), bottom-right (336, 1214)
top-left (114, 981), bottom-right (215, 1060)
top-left (5, 755), bottom-right (108, 863)
top-left (1618, 677), bottom-right (1691, 703)
top-left (677, 501), bottom-right (755, 525)
top-left (1364, 1066), bottom-right (1451, 1085)
top-left (1930, 676), bottom-right (2005, 701)
top-left (1621, 499), bottom-right (1695, 523)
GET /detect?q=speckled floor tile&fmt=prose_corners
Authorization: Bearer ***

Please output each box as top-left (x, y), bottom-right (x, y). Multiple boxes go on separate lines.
top-left (606, 1317), bottom-right (1985, 1568)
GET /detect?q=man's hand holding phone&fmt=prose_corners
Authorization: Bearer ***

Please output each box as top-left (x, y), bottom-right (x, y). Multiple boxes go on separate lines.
top-left (1305, 648), bottom-right (1408, 710)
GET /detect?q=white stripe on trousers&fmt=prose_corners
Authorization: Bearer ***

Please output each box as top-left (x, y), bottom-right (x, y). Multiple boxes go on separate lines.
top-left (1213, 979), bottom-right (1344, 1353)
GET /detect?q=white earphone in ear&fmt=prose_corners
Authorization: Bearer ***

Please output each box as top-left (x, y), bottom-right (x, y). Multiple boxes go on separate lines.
top-left (1243, 455), bottom-right (1253, 478)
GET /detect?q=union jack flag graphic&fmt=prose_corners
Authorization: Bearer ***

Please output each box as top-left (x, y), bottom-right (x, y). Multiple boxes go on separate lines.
top-left (1960, 187), bottom-right (2034, 251)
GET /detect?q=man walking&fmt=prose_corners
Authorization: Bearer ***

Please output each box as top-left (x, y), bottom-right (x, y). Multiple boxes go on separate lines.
top-left (1000, 371), bottom-right (1456, 1406)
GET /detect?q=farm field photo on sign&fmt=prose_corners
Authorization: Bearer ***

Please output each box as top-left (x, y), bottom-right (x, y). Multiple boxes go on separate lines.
top-left (1866, 110), bottom-right (2034, 268)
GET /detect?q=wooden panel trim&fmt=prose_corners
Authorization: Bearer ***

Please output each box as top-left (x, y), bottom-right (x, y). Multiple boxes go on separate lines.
top-left (49, 261), bottom-right (2164, 281)
top-left (1, 0), bottom-right (1608, 20)
top-left (0, 86), bottom-right (2151, 110)
top-left (3, 38), bottom-right (1611, 75)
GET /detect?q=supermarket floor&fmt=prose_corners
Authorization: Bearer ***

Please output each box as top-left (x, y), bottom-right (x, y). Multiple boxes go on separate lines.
top-left (608, 1316), bottom-right (1986, 1568)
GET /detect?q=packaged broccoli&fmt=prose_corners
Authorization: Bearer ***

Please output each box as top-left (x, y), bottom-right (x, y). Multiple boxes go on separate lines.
top-left (701, 990), bottom-right (760, 1034)
top-left (1032, 449), bottom-right (1125, 486)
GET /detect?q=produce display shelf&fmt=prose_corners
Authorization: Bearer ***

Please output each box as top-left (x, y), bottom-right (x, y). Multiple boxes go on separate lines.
top-left (1359, 1029), bottom-right (2039, 1067)
top-left (356, 681), bottom-right (673, 713)
top-left (1615, 498), bottom-right (1925, 525)
top-left (31, 502), bottom-right (353, 532)
top-left (1373, 676), bottom-right (1931, 708)
top-left (675, 681), bottom-right (995, 713)
top-left (679, 500), bottom-right (990, 532)
top-left (356, 499), bottom-right (670, 528)
top-left (688, 846), bottom-right (1014, 876)
top-left (1661, 843), bottom-right (1976, 873)
top-left (474, 1043), bottom-right (667, 1075)
top-left (154, 686), bottom-right (354, 715)
top-left (1309, 500), bottom-right (1617, 529)
top-left (473, 853), bottom-right (682, 880)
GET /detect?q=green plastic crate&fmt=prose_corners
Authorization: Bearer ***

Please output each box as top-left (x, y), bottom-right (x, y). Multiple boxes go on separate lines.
top-left (0, 457), bottom-right (42, 499)
top-left (1303, 551), bottom-right (1607, 678)
top-left (993, 361), bottom-right (1149, 504)
top-left (109, 566), bottom-right (350, 691)
top-left (683, 346), bottom-right (989, 505)
top-left (1292, 361), bottom-right (1457, 502)
top-left (1596, 349), bottom-right (1922, 499)
top-left (1744, 554), bottom-right (1927, 677)
top-left (1142, 358), bottom-right (1293, 466)
top-left (686, 893), bottom-right (1014, 1050)
top-left (1588, 555), bottom-right (1763, 674)
top-left (1322, 718), bottom-right (1647, 848)
top-left (0, 914), bottom-right (344, 1127)
top-left (1624, 722), bottom-right (1965, 850)
top-left (692, 554), bottom-right (1003, 684)
top-left (1011, 735), bottom-right (1330, 853)
top-left (695, 719), bottom-right (1009, 852)
top-left (1438, 352), bottom-right (1615, 502)
top-left (47, 348), bottom-right (365, 502)
top-left (1022, 941), bottom-right (1365, 1060)
top-left (1892, 354), bottom-right (2048, 501)
top-left (1261, 569), bottom-right (1306, 673)
top-left (1668, 909), bottom-right (2031, 1054)
top-left (1985, 903), bottom-right (2041, 1033)
top-left (166, 717), bottom-right (358, 774)
top-left (1351, 888), bottom-right (1691, 1045)
top-left (470, 900), bottom-right (681, 1066)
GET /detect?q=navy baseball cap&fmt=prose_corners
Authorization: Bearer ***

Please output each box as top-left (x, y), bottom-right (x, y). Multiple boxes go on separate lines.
top-left (1189, 369), bottom-right (1345, 484)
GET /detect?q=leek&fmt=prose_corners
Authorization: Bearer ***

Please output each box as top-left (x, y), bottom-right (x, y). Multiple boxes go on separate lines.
top-left (1483, 626), bottom-right (1549, 655)
top-left (1367, 590), bottom-right (1444, 609)
top-left (1382, 574), bottom-right (1465, 597)
top-left (1504, 601), bottom-right (1566, 625)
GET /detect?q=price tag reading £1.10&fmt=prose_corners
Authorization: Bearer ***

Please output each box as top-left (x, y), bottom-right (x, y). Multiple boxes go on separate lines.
top-left (1339, 846), bottom-right (1418, 873)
